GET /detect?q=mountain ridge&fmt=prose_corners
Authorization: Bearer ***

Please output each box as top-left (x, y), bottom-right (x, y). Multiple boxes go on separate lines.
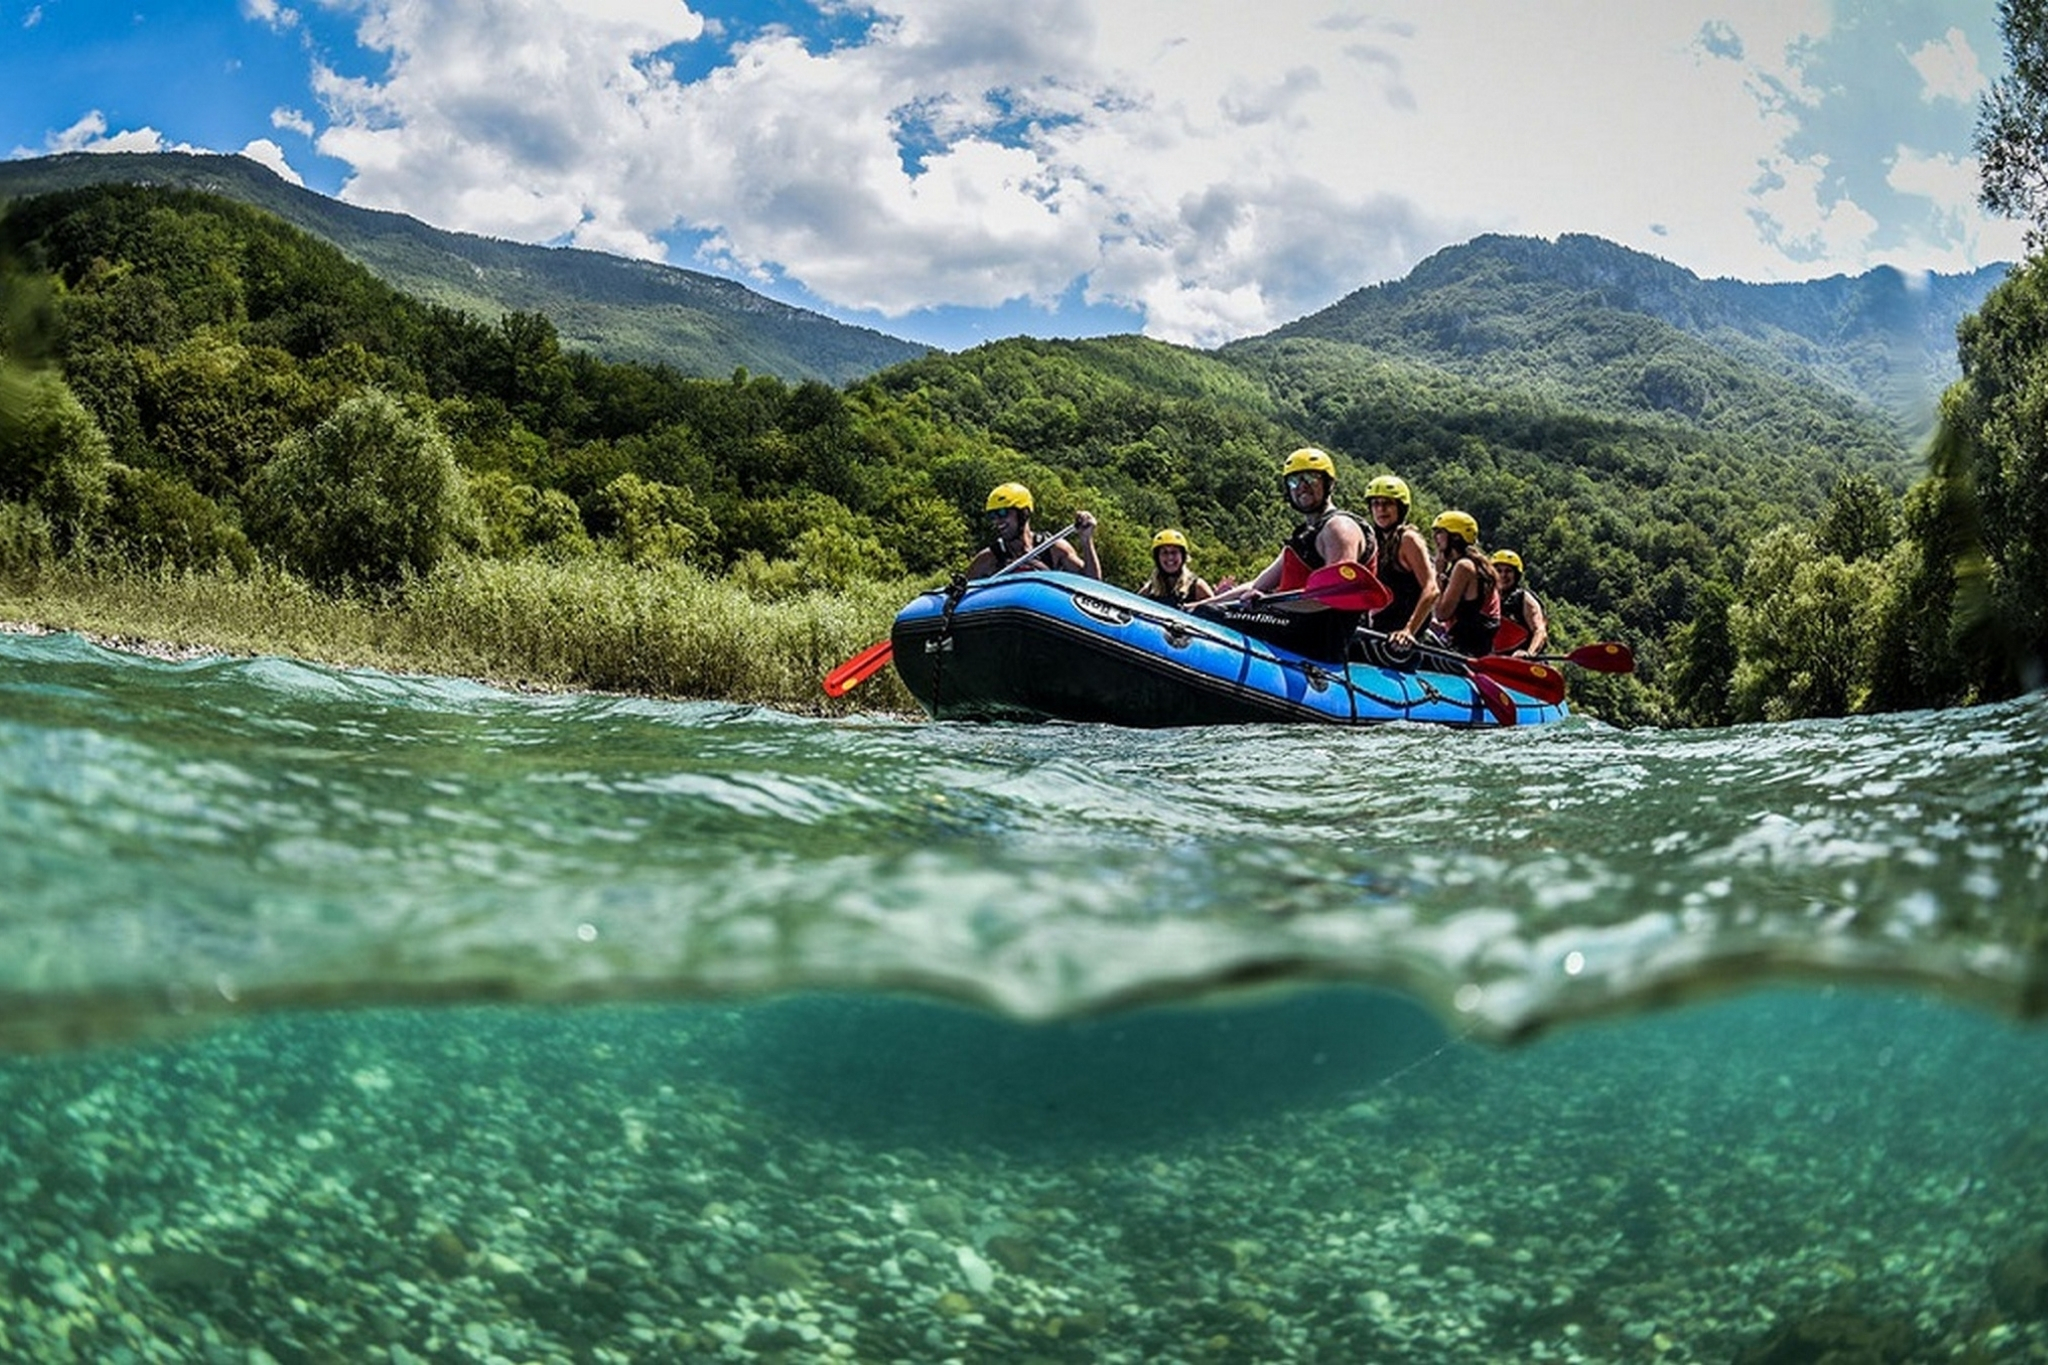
top-left (0, 151), bottom-right (929, 384)
top-left (0, 152), bottom-right (2007, 438)
top-left (1254, 231), bottom-right (2007, 442)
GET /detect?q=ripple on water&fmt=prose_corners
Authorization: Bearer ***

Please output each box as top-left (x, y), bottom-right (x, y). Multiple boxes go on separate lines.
top-left (1, 630), bottom-right (2044, 1047)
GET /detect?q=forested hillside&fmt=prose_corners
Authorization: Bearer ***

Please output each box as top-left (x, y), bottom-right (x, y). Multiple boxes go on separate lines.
top-left (0, 184), bottom-right (1296, 603)
top-left (1255, 233), bottom-right (2003, 446)
top-left (1, 180), bottom-right (2038, 723)
top-left (0, 152), bottom-right (926, 384)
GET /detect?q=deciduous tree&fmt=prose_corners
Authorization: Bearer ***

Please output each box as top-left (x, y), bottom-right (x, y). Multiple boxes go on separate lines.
top-left (244, 389), bottom-right (478, 590)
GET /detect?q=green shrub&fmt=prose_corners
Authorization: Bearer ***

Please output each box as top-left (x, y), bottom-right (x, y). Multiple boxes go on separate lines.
top-left (243, 389), bottom-right (480, 591)
top-left (103, 464), bottom-right (256, 572)
top-left (0, 362), bottom-right (112, 547)
top-left (0, 501), bottom-right (57, 579)
top-left (589, 472), bottom-right (715, 566)
top-left (471, 470), bottom-right (594, 560)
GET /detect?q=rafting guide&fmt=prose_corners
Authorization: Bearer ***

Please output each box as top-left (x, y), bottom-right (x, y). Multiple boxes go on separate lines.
top-left (1197, 447), bottom-right (1379, 664)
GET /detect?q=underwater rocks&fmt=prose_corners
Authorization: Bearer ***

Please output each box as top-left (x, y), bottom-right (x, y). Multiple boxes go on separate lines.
top-left (0, 1002), bottom-right (2044, 1363)
top-left (1991, 1233), bottom-right (2048, 1320)
top-left (1733, 1308), bottom-right (1923, 1364)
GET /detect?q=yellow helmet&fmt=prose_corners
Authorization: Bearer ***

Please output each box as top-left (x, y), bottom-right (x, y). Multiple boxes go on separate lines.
top-left (1364, 474), bottom-right (1411, 506)
top-left (1491, 549), bottom-right (1524, 572)
top-left (1151, 528), bottom-right (1190, 554)
top-left (985, 482), bottom-right (1035, 513)
top-left (1433, 509), bottom-right (1480, 544)
top-left (1282, 447), bottom-right (1337, 479)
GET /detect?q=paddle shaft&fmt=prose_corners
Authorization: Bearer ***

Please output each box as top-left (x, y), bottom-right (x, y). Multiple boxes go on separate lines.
top-left (1523, 641), bottom-right (1636, 673)
top-left (1354, 627), bottom-right (1563, 709)
top-left (991, 521), bottom-right (1080, 577)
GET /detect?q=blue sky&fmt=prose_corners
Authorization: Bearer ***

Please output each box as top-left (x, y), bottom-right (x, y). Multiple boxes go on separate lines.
top-left (1, 1), bottom-right (2028, 352)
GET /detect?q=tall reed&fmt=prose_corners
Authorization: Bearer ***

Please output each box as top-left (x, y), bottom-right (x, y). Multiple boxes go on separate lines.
top-left (0, 556), bottom-right (929, 714)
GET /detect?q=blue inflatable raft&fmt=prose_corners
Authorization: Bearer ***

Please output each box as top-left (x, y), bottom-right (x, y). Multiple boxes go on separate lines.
top-left (890, 572), bottom-right (1569, 728)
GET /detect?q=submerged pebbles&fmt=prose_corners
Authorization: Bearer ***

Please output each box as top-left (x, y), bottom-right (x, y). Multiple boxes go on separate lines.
top-left (0, 993), bottom-right (2045, 1363)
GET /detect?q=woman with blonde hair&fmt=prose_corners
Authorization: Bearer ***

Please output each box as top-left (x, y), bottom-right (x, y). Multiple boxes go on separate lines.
top-left (1137, 529), bottom-right (1214, 607)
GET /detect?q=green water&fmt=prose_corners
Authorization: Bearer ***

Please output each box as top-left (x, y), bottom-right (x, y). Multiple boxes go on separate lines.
top-left (3, 629), bottom-right (2047, 1361)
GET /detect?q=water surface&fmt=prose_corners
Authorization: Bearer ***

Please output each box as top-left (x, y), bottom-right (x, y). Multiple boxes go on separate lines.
top-left (2, 630), bottom-right (2046, 1361)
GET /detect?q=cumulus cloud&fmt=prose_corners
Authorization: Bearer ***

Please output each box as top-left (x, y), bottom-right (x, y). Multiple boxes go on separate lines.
top-left (239, 138), bottom-right (305, 184)
top-left (312, 0), bottom-right (708, 251)
top-left (1906, 28), bottom-right (1985, 104)
top-left (1889, 146), bottom-right (1977, 203)
top-left (37, 111), bottom-right (204, 157)
top-left (289, 0), bottom-right (2020, 345)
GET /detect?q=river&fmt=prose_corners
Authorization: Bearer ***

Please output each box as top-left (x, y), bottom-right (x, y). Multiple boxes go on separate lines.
top-left (2, 627), bottom-right (2045, 1361)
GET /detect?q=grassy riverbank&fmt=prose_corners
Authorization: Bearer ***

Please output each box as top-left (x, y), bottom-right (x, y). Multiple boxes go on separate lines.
top-left (0, 558), bottom-right (927, 714)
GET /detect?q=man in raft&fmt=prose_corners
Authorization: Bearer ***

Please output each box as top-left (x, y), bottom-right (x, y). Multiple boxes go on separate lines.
top-left (1199, 447), bottom-right (1373, 662)
top-left (965, 482), bottom-right (1101, 580)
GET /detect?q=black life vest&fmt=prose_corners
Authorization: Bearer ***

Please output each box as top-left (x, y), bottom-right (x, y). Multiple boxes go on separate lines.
top-left (1286, 507), bottom-right (1370, 575)
top-left (1445, 567), bottom-right (1502, 657)
top-left (1369, 523), bottom-right (1423, 633)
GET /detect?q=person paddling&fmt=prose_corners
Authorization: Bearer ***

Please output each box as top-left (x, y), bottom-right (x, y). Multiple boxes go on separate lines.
top-left (966, 483), bottom-right (1100, 581)
top-left (1426, 510), bottom-right (1501, 656)
top-left (1491, 549), bottom-right (1549, 657)
top-left (1361, 473), bottom-right (1437, 647)
top-left (1200, 448), bottom-right (1373, 662)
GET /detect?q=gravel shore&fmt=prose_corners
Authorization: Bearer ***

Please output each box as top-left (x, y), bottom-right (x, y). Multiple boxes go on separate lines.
top-left (1, 618), bottom-right (234, 664)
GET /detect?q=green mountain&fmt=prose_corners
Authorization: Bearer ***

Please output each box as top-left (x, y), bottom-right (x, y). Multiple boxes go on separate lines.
top-left (1243, 232), bottom-right (2007, 446)
top-left (0, 151), bottom-right (928, 384)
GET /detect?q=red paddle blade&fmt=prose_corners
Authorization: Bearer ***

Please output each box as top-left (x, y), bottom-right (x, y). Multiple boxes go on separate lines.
top-left (1470, 670), bottom-right (1519, 726)
top-left (1566, 641), bottom-right (1635, 673)
top-left (1472, 654), bottom-right (1568, 706)
top-left (1278, 544), bottom-right (1313, 591)
top-left (822, 637), bottom-right (894, 697)
top-left (1493, 620), bottom-right (1529, 652)
top-left (1306, 561), bottom-right (1393, 612)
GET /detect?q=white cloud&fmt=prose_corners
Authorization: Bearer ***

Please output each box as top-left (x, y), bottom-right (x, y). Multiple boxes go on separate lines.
top-left (238, 138), bottom-right (305, 184)
top-left (294, 0), bottom-right (2019, 346)
top-left (313, 0), bottom-right (706, 250)
top-left (42, 111), bottom-right (112, 153)
top-left (1906, 28), bottom-right (1984, 104)
top-left (1749, 154), bottom-right (1884, 265)
top-left (26, 111), bottom-right (231, 163)
top-left (1889, 146), bottom-right (1977, 203)
top-left (242, 0), bottom-right (299, 30)
top-left (38, 112), bottom-right (194, 156)
top-left (1886, 145), bottom-right (2026, 267)
top-left (271, 107), bottom-right (316, 138)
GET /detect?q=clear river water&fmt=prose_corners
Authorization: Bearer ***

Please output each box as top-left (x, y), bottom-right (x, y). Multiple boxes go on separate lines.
top-left (2, 627), bottom-right (2045, 1362)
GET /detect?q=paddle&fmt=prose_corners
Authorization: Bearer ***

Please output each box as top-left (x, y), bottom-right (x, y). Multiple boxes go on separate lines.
top-left (1523, 641), bottom-right (1636, 674)
top-left (1257, 561), bottom-right (1393, 614)
top-left (1469, 668), bottom-right (1522, 727)
top-left (1466, 654), bottom-right (1568, 706)
top-left (1356, 627), bottom-right (1564, 710)
top-left (1488, 616), bottom-right (1633, 675)
top-left (821, 523), bottom-right (1079, 697)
